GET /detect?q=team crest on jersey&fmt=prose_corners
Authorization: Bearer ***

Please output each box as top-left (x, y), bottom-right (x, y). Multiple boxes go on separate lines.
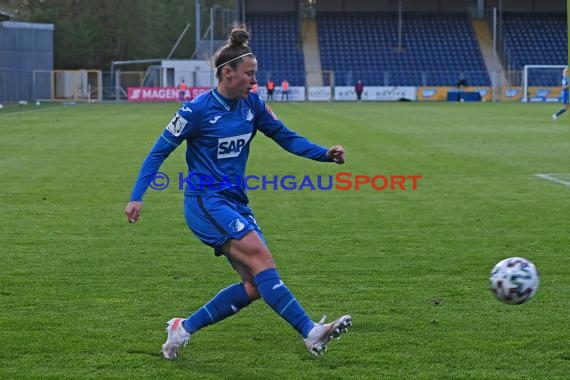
top-left (165, 113), bottom-right (188, 137)
top-left (242, 108), bottom-right (254, 122)
top-left (217, 132), bottom-right (252, 159)
top-left (228, 218), bottom-right (245, 233)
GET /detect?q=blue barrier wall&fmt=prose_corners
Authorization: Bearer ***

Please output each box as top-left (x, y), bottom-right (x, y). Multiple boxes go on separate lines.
top-left (0, 21), bottom-right (54, 102)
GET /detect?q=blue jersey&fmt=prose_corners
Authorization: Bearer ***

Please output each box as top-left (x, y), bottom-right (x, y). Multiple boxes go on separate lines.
top-left (130, 89), bottom-right (331, 202)
top-left (562, 76), bottom-right (568, 104)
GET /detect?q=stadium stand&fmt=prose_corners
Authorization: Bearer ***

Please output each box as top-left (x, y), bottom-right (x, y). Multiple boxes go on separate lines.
top-left (317, 12), bottom-right (491, 86)
top-left (245, 9), bottom-right (567, 89)
top-left (502, 13), bottom-right (568, 85)
top-left (247, 12), bottom-right (306, 85)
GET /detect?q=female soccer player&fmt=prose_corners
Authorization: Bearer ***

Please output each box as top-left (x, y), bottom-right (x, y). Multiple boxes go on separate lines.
top-left (552, 67), bottom-right (568, 120)
top-left (125, 26), bottom-right (351, 359)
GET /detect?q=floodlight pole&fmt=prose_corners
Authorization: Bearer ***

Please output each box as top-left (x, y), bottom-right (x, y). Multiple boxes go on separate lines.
top-left (210, 6), bottom-right (214, 59)
top-left (195, 0), bottom-right (201, 51)
top-left (210, 5), bottom-right (221, 59)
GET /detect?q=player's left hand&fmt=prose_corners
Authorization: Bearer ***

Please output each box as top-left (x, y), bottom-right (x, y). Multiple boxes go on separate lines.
top-left (327, 145), bottom-right (345, 164)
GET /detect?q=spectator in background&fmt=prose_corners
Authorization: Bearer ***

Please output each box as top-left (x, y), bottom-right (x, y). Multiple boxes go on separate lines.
top-left (266, 78), bottom-right (275, 101)
top-left (456, 77), bottom-right (468, 90)
top-left (355, 80), bottom-right (364, 102)
top-left (281, 79), bottom-right (289, 101)
top-left (178, 79), bottom-right (188, 102)
top-left (552, 67), bottom-right (568, 120)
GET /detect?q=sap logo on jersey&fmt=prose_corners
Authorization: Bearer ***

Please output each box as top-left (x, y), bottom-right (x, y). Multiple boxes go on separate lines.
top-left (218, 133), bottom-right (252, 158)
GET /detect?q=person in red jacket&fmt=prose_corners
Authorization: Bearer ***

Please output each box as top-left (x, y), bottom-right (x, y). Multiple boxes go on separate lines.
top-left (354, 80), bottom-right (364, 102)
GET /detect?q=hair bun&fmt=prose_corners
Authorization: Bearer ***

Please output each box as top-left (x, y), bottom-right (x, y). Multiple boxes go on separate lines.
top-left (228, 28), bottom-right (249, 47)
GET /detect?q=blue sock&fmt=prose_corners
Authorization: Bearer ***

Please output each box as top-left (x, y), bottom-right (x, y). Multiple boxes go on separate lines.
top-left (555, 108), bottom-right (567, 117)
top-left (182, 283), bottom-right (252, 334)
top-left (254, 268), bottom-right (314, 338)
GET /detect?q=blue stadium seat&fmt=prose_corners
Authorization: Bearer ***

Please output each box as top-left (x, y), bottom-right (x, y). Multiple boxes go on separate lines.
top-left (317, 12), bottom-right (491, 86)
top-left (247, 13), bottom-right (306, 86)
top-left (502, 13), bottom-right (567, 86)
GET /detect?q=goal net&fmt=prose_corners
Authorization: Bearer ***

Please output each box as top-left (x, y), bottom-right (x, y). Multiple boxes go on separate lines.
top-left (33, 70), bottom-right (103, 102)
top-left (522, 65), bottom-right (567, 102)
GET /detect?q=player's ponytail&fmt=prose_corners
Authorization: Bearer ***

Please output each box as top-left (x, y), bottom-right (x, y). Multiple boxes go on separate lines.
top-left (214, 24), bottom-right (255, 81)
top-left (228, 28), bottom-right (249, 47)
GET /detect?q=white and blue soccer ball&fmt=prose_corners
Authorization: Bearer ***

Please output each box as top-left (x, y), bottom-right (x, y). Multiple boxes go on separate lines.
top-left (489, 257), bottom-right (539, 305)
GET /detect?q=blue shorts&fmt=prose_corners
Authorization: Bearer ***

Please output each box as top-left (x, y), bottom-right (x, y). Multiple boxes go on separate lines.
top-left (184, 192), bottom-right (265, 256)
top-left (563, 92), bottom-right (569, 105)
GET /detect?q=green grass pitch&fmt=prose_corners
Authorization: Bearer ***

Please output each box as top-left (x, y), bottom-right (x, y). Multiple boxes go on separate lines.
top-left (0, 101), bottom-right (569, 379)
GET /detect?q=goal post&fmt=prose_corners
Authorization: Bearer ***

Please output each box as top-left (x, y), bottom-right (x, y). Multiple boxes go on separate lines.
top-left (522, 65), bottom-right (566, 102)
top-left (33, 69), bottom-right (103, 102)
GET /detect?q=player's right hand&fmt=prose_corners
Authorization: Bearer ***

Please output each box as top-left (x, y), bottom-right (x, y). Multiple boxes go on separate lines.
top-left (327, 145), bottom-right (346, 164)
top-left (125, 201), bottom-right (142, 223)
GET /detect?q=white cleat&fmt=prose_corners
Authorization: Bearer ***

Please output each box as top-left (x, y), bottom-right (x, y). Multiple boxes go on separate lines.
top-left (161, 318), bottom-right (191, 359)
top-left (552, 114), bottom-right (558, 120)
top-left (304, 315), bottom-right (352, 356)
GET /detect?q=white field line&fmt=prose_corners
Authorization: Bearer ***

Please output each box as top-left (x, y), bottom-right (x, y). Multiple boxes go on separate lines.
top-left (0, 103), bottom-right (92, 117)
top-left (535, 173), bottom-right (570, 187)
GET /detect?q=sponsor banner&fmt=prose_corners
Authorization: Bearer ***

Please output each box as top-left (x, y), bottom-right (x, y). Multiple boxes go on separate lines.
top-left (530, 87), bottom-right (557, 98)
top-left (277, 86), bottom-right (305, 101)
top-left (334, 86), bottom-right (416, 101)
top-left (499, 87), bottom-right (523, 102)
top-left (417, 87), bottom-right (451, 101)
top-left (334, 87), bottom-right (356, 101)
top-left (528, 96), bottom-right (560, 102)
top-left (256, 86), bottom-right (306, 101)
top-left (527, 87), bottom-right (560, 102)
top-left (308, 86), bottom-right (332, 101)
top-left (128, 86), bottom-right (210, 102)
top-left (498, 87), bottom-right (560, 102)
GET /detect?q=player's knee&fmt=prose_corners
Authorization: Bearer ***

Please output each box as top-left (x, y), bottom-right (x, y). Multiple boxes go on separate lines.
top-left (247, 245), bottom-right (275, 269)
top-left (245, 241), bottom-right (271, 259)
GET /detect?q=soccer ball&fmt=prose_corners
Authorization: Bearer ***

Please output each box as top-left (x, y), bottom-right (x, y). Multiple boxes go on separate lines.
top-left (489, 257), bottom-right (539, 305)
